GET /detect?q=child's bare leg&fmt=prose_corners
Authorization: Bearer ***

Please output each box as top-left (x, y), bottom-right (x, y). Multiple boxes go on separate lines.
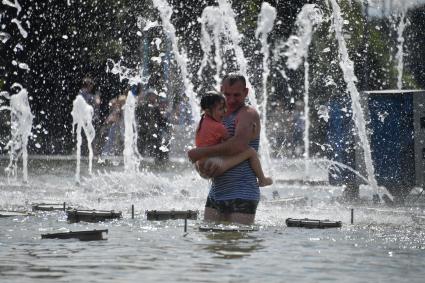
top-left (248, 151), bottom-right (273, 187)
top-left (216, 148), bottom-right (273, 187)
top-left (212, 149), bottom-right (257, 176)
top-left (195, 160), bottom-right (210, 179)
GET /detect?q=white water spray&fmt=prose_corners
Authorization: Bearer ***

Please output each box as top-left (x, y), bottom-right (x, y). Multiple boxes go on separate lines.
top-left (329, 0), bottom-right (382, 195)
top-left (198, 6), bottom-right (225, 89)
top-left (155, 0), bottom-right (274, 170)
top-left (0, 31), bottom-right (11, 43)
top-left (152, 0), bottom-right (200, 123)
top-left (4, 84), bottom-right (33, 183)
top-left (210, 0), bottom-right (278, 170)
top-left (215, 0), bottom-right (259, 108)
top-left (285, 4), bottom-right (323, 71)
top-left (71, 95), bottom-right (95, 183)
top-left (123, 92), bottom-right (141, 173)
top-left (11, 18), bottom-right (27, 38)
top-left (2, 0), bottom-right (22, 15)
top-left (283, 4), bottom-right (323, 178)
top-left (255, 2), bottom-right (277, 171)
top-left (106, 59), bottom-right (149, 87)
top-left (396, 12), bottom-right (407, 90)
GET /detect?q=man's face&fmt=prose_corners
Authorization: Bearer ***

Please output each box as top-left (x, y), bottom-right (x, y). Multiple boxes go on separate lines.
top-left (220, 80), bottom-right (248, 113)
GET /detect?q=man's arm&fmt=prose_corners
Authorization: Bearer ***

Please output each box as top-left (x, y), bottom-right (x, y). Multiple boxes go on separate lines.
top-left (188, 107), bottom-right (260, 176)
top-left (187, 135), bottom-right (247, 163)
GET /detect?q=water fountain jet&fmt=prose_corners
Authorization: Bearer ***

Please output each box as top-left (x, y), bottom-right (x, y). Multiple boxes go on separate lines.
top-left (280, 4), bottom-right (323, 181)
top-left (71, 95), bottom-right (95, 183)
top-left (2, 84), bottom-right (34, 183)
top-left (123, 90), bottom-right (141, 173)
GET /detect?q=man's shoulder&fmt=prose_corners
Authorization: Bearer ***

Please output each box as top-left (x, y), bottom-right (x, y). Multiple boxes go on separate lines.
top-left (237, 106), bottom-right (259, 119)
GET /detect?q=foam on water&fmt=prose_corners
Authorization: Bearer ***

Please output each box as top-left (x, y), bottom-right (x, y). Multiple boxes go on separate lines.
top-left (0, 161), bottom-right (421, 230)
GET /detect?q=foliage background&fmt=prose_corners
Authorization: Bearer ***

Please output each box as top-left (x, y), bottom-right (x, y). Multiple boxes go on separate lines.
top-left (0, 0), bottom-right (424, 155)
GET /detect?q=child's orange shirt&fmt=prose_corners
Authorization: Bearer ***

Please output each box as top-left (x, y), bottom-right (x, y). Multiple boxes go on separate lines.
top-left (195, 115), bottom-right (228, 147)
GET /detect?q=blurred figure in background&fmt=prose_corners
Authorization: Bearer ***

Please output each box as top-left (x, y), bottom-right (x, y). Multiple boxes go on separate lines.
top-left (136, 89), bottom-right (169, 164)
top-left (99, 90), bottom-right (127, 159)
top-left (79, 77), bottom-right (101, 119)
top-left (77, 76), bottom-right (102, 156)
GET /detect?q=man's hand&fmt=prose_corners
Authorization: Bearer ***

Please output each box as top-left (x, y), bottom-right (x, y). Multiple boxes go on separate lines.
top-left (199, 158), bottom-right (221, 178)
top-left (187, 148), bottom-right (203, 163)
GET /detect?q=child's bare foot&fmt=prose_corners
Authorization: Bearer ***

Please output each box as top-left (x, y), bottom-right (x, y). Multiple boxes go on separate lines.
top-left (258, 177), bottom-right (273, 187)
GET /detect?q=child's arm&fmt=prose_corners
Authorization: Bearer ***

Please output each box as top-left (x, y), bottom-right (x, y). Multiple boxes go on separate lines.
top-left (222, 128), bottom-right (230, 141)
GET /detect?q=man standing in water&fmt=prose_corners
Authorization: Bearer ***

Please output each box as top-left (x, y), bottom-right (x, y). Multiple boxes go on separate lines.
top-left (188, 73), bottom-right (261, 225)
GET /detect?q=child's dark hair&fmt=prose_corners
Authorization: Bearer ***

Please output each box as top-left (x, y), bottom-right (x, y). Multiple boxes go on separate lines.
top-left (197, 91), bottom-right (225, 134)
top-left (200, 91), bottom-right (225, 112)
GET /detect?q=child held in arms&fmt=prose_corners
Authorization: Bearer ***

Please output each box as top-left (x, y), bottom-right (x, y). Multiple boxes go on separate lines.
top-left (194, 91), bottom-right (272, 187)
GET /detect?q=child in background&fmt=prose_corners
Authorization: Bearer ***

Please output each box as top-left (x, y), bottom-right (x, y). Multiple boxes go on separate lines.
top-left (194, 91), bottom-right (272, 187)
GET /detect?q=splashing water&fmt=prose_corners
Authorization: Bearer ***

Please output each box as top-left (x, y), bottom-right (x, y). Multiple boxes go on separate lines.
top-left (4, 83), bottom-right (33, 183)
top-left (396, 12), bottom-right (408, 90)
top-left (0, 91), bottom-right (11, 111)
top-left (210, 0), bottom-right (278, 170)
top-left (123, 91), bottom-right (141, 173)
top-left (106, 59), bottom-right (149, 87)
top-left (0, 31), bottom-right (11, 44)
top-left (365, 0), bottom-right (425, 16)
top-left (197, 2), bottom-right (259, 101)
top-left (2, 0), bottom-right (22, 15)
top-left (10, 18), bottom-right (27, 38)
top-left (283, 4), bottom-right (323, 177)
top-left (284, 5), bottom-right (323, 71)
top-left (153, 0), bottom-right (275, 170)
top-left (105, 60), bottom-right (145, 171)
top-left (329, 0), bottom-right (382, 196)
top-left (215, 0), bottom-right (259, 107)
top-left (198, 6), bottom-right (225, 89)
top-left (152, 0), bottom-right (200, 123)
top-left (255, 2), bottom-right (277, 172)
top-left (71, 95), bottom-right (95, 183)
top-left (275, 4), bottom-right (322, 179)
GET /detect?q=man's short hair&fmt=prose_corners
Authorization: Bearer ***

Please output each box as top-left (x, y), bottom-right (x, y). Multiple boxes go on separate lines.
top-left (222, 73), bottom-right (246, 87)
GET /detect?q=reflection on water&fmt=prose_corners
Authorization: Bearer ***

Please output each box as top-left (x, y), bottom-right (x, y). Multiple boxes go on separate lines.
top-left (203, 231), bottom-right (264, 259)
top-left (1, 160), bottom-right (425, 282)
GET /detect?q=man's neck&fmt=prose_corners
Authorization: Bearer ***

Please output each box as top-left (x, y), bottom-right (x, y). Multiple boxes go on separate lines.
top-left (226, 104), bottom-right (245, 116)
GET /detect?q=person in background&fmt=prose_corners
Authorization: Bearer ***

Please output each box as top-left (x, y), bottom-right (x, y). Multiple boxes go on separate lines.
top-left (79, 77), bottom-right (101, 111)
top-left (77, 76), bottom-right (101, 156)
top-left (99, 90), bottom-right (127, 159)
top-left (136, 89), bottom-right (169, 164)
